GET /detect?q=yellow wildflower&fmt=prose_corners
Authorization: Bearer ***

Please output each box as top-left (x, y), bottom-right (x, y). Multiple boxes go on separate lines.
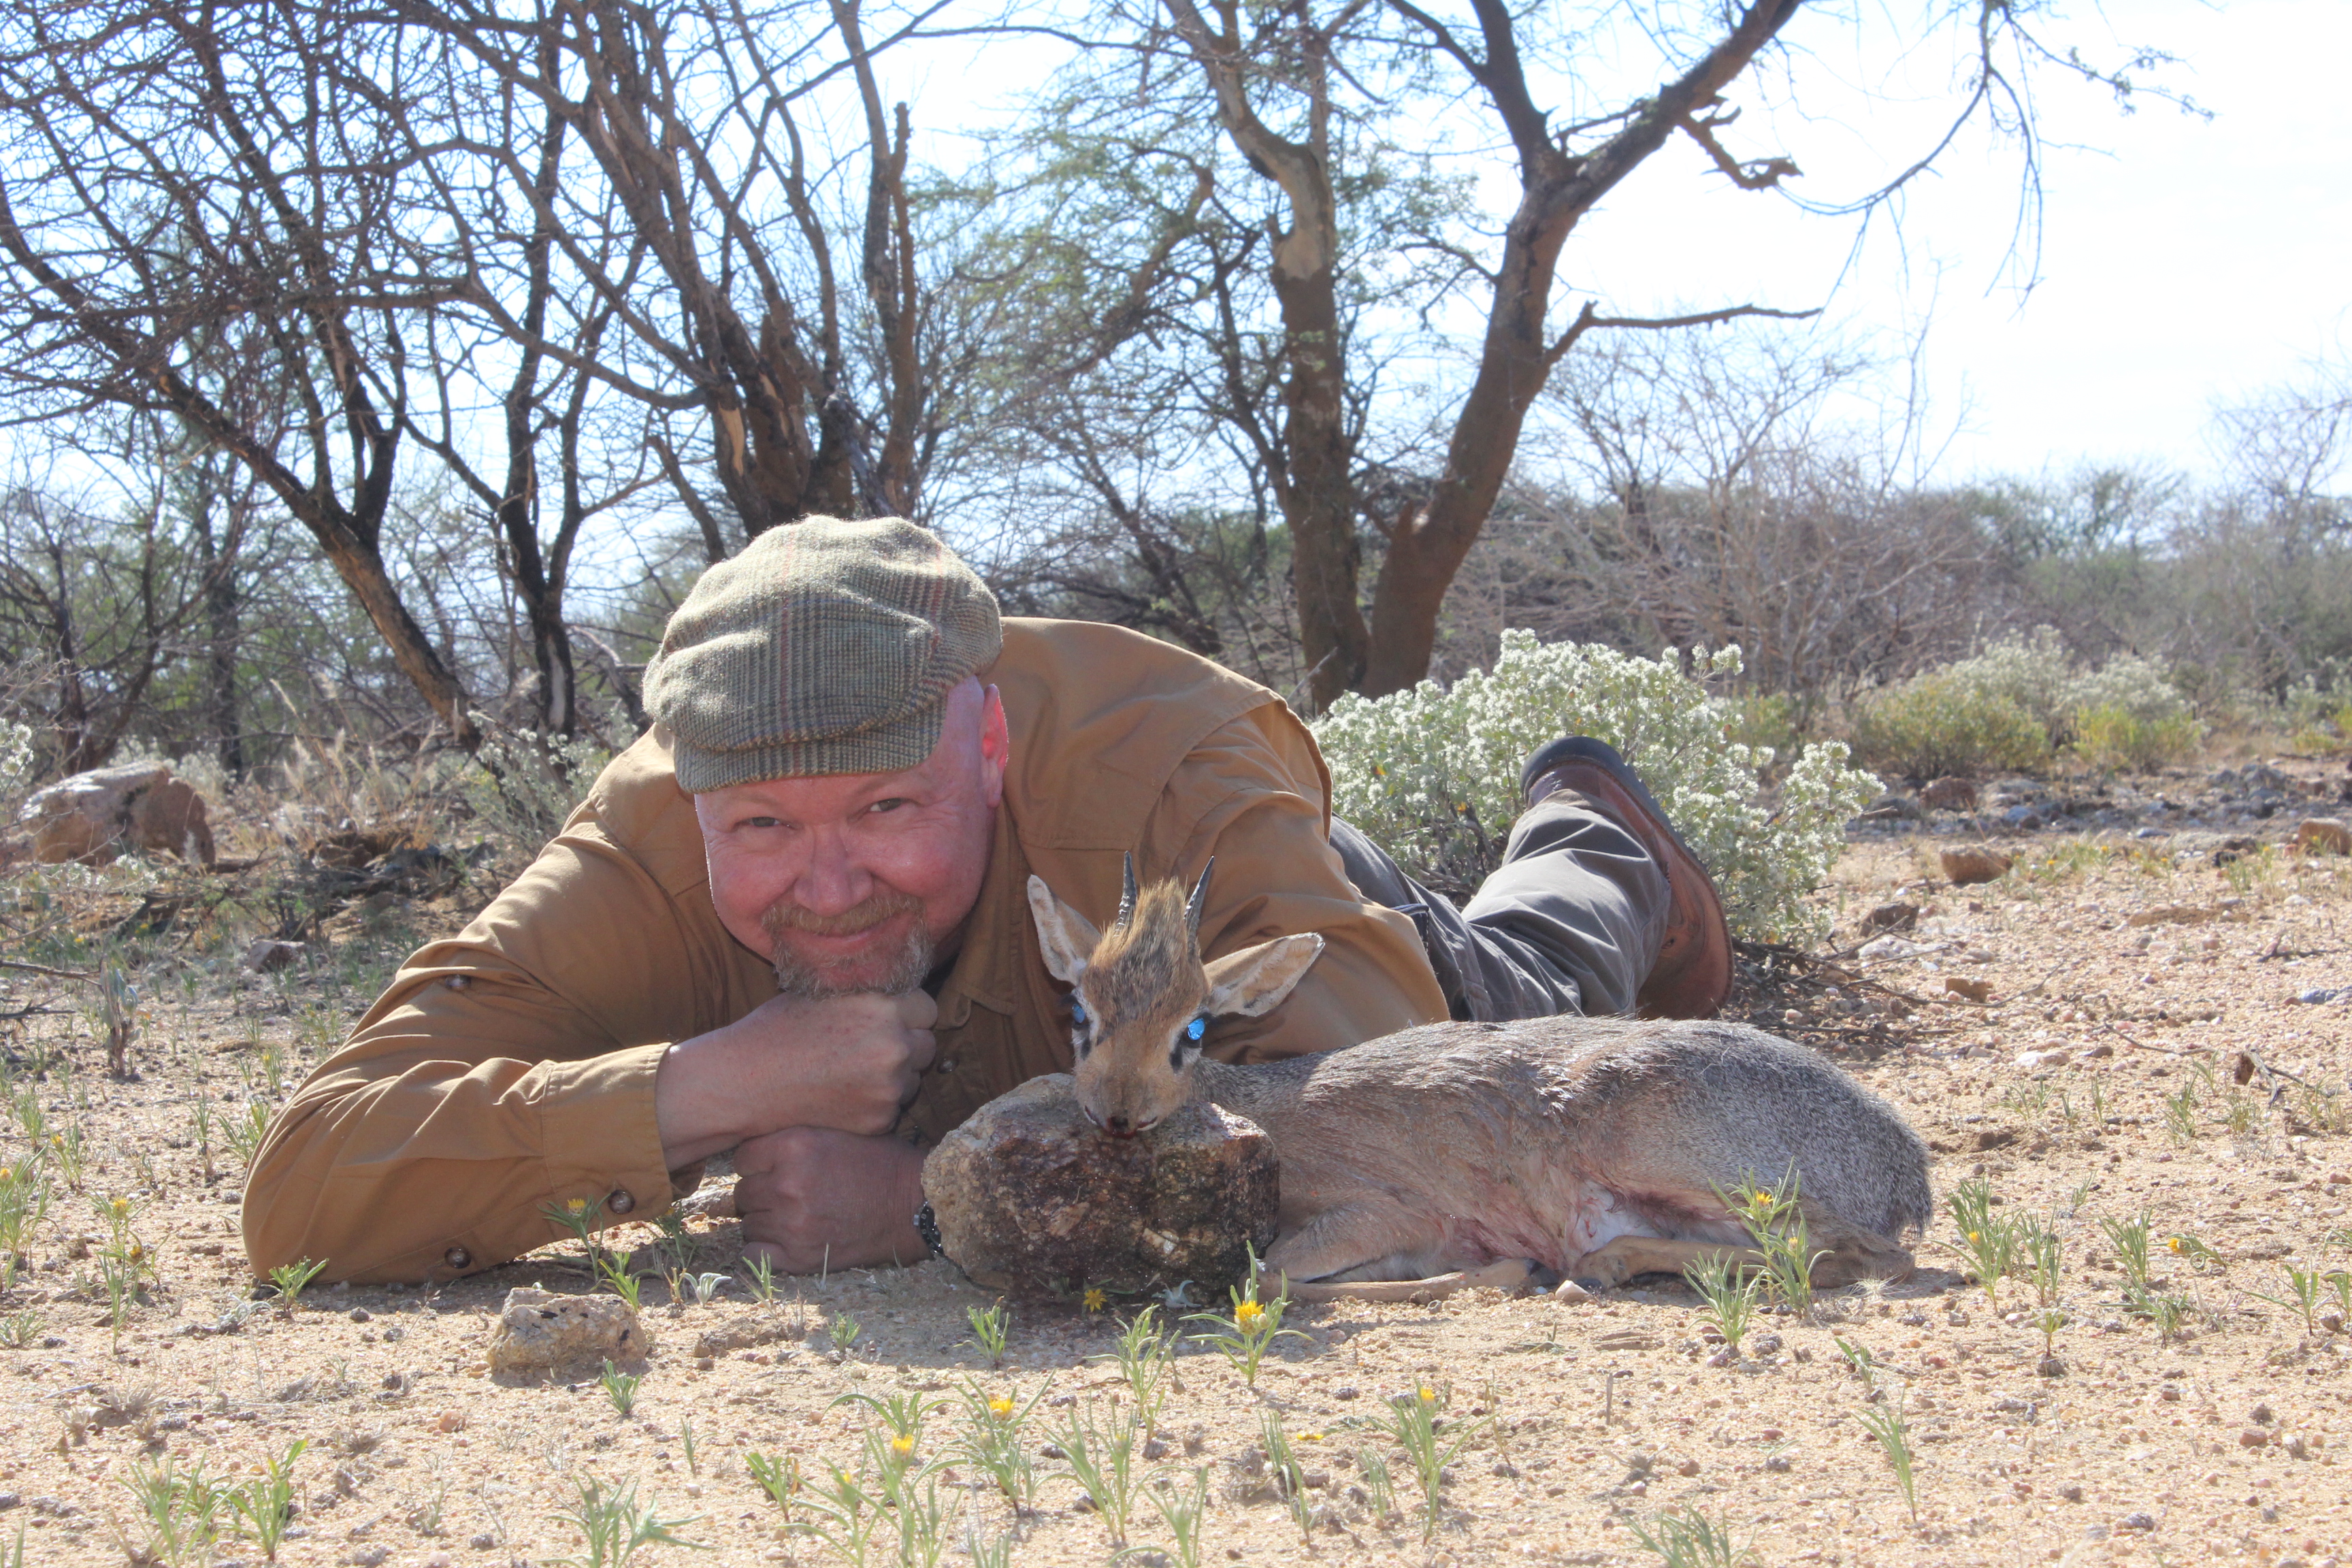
top-left (566, 1197), bottom-right (589, 1215)
top-left (112, 1196), bottom-right (130, 1216)
top-left (1418, 1385), bottom-right (1437, 1405)
top-left (987, 1396), bottom-right (1015, 1420)
top-left (2167, 1237), bottom-right (2185, 1254)
top-left (1297, 1431), bottom-right (1324, 1441)
top-left (1, 1166), bottom-right (12, 1182)
top-left (889, 1434), bottom-right (915, 1458)
top-left (1235, 1300), bottom-right (1266, 1332)
top-left (1967, 1231), bottom-right (1980, 1243)
top-left (1083, 1287), bottom-right (1107, 1312)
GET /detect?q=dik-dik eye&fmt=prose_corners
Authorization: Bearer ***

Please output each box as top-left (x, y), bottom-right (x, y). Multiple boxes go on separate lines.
top-left (1070, 998), bottom-right (1088, 1024)
top-left (1185, 1016), bottom-right (1205, 1042)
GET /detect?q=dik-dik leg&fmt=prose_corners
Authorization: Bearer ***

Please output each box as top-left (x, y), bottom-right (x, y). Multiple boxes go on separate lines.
top-left (1264, 1202), bottom-right (1450, 1287)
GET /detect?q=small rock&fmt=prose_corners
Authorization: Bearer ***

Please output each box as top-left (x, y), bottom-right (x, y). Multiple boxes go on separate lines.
top-left (1332, 1385), bottom-right (1360, 1400)
top-left (468, 1535), bottom-right (497, 1550)
top-left (348, 1307), bottom-right (372, 1323)
top-left (2285, 1433), bottom-right (2312, 1459)
top-left (1863, 792), bottom-right (1924, 822)
top-left (2296, 817), bottom-right (2352, 856)
top-left (2059, 1484), bottom-right (2084, 1503)
top-left (0, 1494), bottom-right (16, 1512)
top-left (2127, 904), bottom-right (2212, 928)
top-left (2251, 1402), bottom-right (2274, 1424)
top-left (1940, 847), bottom-right (2012, 885)
top-left (241, 938), bottom-right (306, 975)
top-left (2076, 1043), bottom-right (2114, 1061)
top-left (2291, 987), bottom-right (2347, 1006)
top-left (2239, 1428), bottom-right (2272, 1448)
top-left (1553, 1279), bottom-right (1593, 1304)
top-left (435, 1411), bottom-right (466, 1433)
top-left (1763, 1454), bottom-right (1791, 1472)
top-left (1861, 902), bottom-right (1920, 935)
top-left (1857, 934), bottom-right (1927, 961)
top-left (2002, 805), bottom-right (2045, 832)
top-left (1944, 976), bottom-right (1993, 1003)
top-left (1673, 1457), bottom-right (1701, 1477)
top-left (2117, 1512), bottom-right (2156, 1533)
top-left (485, 1288), bottom-right (652, 1374)
top-left (2038, 1354), bottom-right (2065, 1377)
top-left (923, 1076), bottom-right (1278, 1299)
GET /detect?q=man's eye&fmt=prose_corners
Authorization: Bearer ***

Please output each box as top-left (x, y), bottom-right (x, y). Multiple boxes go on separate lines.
top-left (742, 816), bottom-right (782, 830)
top-left (866, 798), bottom-right (909, 815)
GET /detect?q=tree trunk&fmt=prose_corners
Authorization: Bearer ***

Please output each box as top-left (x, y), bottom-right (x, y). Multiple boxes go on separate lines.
top-left (1361, 0), bottom-right (1806, 697)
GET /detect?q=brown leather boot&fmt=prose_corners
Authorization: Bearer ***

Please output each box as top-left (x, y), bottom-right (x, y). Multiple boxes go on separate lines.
top-left (1519, 737), bottom-right (1733, 1019)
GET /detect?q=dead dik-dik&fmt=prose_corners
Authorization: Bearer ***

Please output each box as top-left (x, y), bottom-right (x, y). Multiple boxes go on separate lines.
top-left (1028, 858), bottom-right (1931, 1292)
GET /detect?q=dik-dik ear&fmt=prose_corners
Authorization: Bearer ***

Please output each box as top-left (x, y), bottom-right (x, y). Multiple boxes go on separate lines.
top-left (1202, 932), bottom-right (1325, 1019)
top-left (1026, 875), bottom-right (1102, 984)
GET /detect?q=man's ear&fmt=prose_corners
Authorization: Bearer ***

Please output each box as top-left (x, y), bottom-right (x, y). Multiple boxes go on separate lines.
top-left (1203, 933), bottom-right (1325, 1018)
top-left (1026, 875), bottom-right (1100, 984)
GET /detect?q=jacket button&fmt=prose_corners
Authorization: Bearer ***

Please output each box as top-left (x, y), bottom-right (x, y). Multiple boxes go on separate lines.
top-left (607, 1189), bottom-right (635, 1215)
top-left (444, 1245), bottom-right (470, 1269)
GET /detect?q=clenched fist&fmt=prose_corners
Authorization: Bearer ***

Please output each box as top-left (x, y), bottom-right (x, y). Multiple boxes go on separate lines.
top-left (655, 990), bottom-right (937, 1168)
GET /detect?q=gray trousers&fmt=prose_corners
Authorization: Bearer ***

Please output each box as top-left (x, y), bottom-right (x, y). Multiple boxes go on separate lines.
top-left (1330, 792), bottom-right (1669, 1021)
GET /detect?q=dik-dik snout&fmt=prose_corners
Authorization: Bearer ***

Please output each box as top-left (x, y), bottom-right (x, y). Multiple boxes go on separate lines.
top-left (1027, 856), bottom-right (1323, 1137)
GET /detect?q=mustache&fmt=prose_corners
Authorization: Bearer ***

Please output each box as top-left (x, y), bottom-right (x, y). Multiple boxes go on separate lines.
top-left (760, 888), bottom-right (926, 940)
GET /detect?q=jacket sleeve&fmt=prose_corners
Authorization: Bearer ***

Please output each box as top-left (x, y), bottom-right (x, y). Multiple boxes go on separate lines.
top-left (1140, 701), bottom-right (1450, 1064)
top-left (241, 828), bottom-right (741, 1286)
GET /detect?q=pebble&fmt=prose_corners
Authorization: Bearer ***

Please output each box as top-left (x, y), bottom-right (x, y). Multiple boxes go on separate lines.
top-left (2118, 1512), bottom-right (2157, 1532)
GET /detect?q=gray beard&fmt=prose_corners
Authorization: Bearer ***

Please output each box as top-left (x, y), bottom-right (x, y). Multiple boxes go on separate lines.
top-left (771, 924), bottom-right (937, 1000)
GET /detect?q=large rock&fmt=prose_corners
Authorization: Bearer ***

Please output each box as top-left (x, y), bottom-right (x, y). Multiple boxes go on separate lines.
top-left (23, 763), bottom-right (216, 868)
top-left (485, 1287), bottom-right (652, 1374)
top-left (924, 1075), bottom-right (1279, 1301)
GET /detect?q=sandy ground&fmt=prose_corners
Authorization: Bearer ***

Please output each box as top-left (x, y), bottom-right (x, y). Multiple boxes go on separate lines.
top-left (5, 762), bottom-right (2352, 1568)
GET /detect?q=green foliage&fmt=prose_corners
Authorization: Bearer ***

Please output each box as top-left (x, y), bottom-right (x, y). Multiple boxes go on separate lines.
top-left (1854, 1399), bottom-right (1920, 1522)
top-left (599, 1358), bottom-right (642, 1418)
top-left (1852, 670), bottom-right (2050, 780)
top-left (2074, 704), bottom-right (2201, 770)
top-left (1857, 629), bottom-right (2199, 778)
top-left (226, 1439), bottom-right (306, 1561)
top-left (265, 1256), bottom-right (328, 1312)
top-left (1683, 1251), bottom-right (1760, 1354)
top-left (547, 1477), bottom-right (706, 1568)
top-left (1315, 632), bottom-right (1877, 943)
top-left (1627, 1505), bottom-right (1759, 1567)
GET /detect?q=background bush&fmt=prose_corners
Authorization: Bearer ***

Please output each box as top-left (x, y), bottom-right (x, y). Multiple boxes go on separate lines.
top-left (1850, 674), bottom-right (2052, 781)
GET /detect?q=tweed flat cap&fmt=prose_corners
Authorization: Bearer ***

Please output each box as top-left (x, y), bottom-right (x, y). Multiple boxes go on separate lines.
top-left (644, 517), bottom-right (1002, 792)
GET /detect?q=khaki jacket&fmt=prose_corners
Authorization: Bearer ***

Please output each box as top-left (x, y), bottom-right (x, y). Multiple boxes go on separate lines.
top-left (244, 619), bottom-right (1447, 1283)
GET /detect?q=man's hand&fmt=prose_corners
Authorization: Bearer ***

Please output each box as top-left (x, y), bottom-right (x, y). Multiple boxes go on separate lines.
top-left (734, 1127), bottom-right (929, 1274)
top-left (656, 991), bottom-right (936, 1168)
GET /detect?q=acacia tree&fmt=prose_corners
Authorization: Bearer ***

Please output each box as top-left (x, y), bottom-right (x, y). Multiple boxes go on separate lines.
top-left (0, 0), bottom-right (489, 747)
top-left (983, 0), bottom-right (2185, 708)
top-left (406, 0), bottom-right (950, 549)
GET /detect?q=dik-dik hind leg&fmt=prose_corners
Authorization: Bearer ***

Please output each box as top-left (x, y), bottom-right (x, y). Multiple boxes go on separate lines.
top-left (1572, 1237), bottom-right (1769, 1289)
top-left (1288, 1260), bottom-right (1536, 1305)
top-left (1265, 1203), bottom-right (1448, 1289)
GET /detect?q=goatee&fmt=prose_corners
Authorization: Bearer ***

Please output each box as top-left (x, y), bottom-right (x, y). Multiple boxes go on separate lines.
top-left (762, 889), bottom-right (935, 998)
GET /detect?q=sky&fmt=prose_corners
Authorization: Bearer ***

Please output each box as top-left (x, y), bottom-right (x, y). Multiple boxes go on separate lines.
top-left (900, 0), bottom-right (2350, 491)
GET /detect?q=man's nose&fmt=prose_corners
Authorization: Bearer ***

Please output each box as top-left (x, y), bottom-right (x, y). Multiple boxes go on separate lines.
top-left (789, 828), bottom-right (871, 914)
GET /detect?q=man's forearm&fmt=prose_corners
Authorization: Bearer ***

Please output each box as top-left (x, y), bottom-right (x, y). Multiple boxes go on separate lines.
top-left (655, 1028), bottom-right (761, 1168)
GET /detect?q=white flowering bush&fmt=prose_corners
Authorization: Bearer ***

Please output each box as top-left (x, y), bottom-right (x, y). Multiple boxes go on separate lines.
top-left (0, 719), bottom-right (32, 802)
top-left (1312, 631), bottom-right (1880, 945)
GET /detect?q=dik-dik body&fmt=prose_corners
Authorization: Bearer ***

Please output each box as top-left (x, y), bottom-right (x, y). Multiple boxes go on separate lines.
top-left (1029, 860), bottom-right (1931, 1289)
